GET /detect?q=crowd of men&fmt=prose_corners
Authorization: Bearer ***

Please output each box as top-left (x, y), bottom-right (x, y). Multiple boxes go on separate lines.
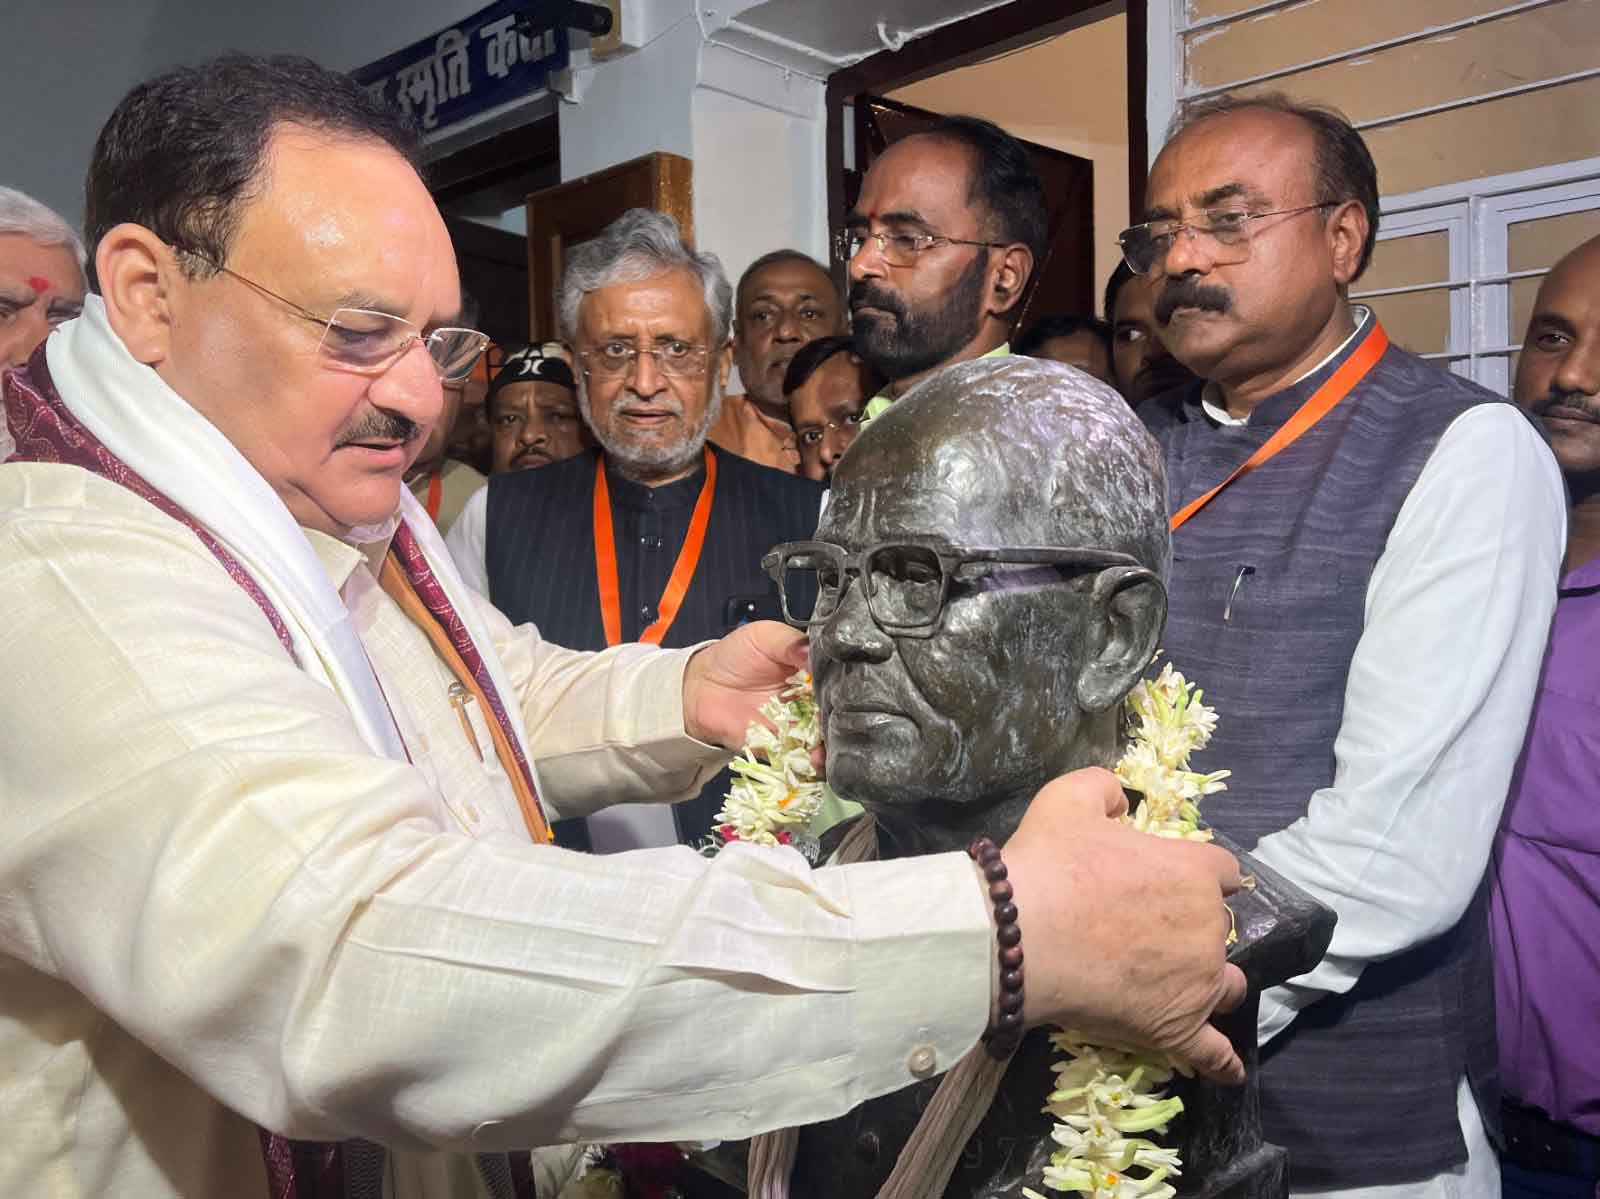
top-left (0, 46), bottom-right (1595, 1199)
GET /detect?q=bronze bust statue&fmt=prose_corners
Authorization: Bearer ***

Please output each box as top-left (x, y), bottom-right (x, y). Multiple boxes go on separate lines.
top-left (693, 358), bottom-right (1334, 1199)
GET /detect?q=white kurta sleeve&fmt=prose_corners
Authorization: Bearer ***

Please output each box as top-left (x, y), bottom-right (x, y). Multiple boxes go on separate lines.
top-left (0, 472), bottom-right (991, 1152)
top-left (1254, 404), bottom-right (1566, 1044)
top-left (468, 584), bottom-right (730, 818)
top-left (445, 483), bottom-right (491, 596)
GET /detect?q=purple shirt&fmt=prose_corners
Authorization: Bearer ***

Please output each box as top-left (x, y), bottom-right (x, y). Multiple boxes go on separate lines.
top-left (1490, 554), bottom-right (1600, 1135)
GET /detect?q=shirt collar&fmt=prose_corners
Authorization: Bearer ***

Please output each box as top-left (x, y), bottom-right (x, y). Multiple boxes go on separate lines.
top-left (302, 514), bottom-right (399, 590)
top-left (1199, 305), bottom-right (1372, 428)
top-left (864, 342), bottom-right (1012, 422)
top-left (603, 447), bottom-right (711, 512)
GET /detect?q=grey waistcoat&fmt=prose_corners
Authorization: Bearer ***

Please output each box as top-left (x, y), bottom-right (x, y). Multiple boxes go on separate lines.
top-left (1141, 316), bottom-right (1504, 1189)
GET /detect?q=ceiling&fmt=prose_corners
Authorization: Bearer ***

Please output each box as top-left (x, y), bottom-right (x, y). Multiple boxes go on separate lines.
top-left (719, 0), bottom-right (1015, 66)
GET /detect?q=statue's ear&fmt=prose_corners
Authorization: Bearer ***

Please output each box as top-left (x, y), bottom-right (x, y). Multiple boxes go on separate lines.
top-left (1076, 566), bottom-right (1167, 714)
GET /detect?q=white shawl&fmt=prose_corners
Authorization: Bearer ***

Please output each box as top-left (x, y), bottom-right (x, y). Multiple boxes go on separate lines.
top-left (45, 296), bottom-right (536, 768)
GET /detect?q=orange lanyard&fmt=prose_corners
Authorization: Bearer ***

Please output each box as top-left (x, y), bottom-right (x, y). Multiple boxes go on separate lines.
top-left (1170, 321), bottom-right (1389, 532)
top-left (593, 448), bottom-right (718, 647)
top-left (425, 469), bottom-right (444, 521)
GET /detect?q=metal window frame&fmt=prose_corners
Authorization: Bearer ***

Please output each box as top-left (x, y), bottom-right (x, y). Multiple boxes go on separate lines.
top-left (1144, 0), bottom-right (1600, 396)
top-left (1353, 167), bottom-right (1600, 392)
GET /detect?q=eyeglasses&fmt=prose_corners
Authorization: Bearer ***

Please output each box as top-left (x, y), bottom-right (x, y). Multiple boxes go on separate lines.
top-left (833, 226), bottom-right (1009, 268)
top-left (762, 539), bottom-right (1141, 638)
top-left (577, 340), bottom-right (712, 378)
top-left (172, 246), bottom-right (490, 381)
top-left (1117, 202), bottom-right (1336, 276)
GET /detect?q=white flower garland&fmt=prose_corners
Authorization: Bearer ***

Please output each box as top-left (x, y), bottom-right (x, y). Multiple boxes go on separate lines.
top-left (707, 671), bottom-right (826, 855)
top-left (1026, 662), bottom-right (1231, 1199)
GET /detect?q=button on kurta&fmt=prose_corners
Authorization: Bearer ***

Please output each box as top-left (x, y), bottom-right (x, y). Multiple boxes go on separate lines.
top-left (907, 1045), bottom-right (937, 1077)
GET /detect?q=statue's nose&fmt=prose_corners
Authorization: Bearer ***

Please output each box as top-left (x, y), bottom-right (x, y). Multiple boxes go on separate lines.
top-left (814, 578), bottom-right (894, 664)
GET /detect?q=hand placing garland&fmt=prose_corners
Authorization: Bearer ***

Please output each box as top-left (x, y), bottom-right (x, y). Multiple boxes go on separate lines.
top-left (705, 671), bottom-right (827, 859)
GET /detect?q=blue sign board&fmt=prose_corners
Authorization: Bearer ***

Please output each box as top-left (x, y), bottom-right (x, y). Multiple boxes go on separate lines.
top-left (353, 1), bottom-right (570, 136)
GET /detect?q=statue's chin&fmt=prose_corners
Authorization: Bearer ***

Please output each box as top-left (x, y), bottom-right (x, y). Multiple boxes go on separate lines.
top-left (826, 752), bottom-right (925, 807)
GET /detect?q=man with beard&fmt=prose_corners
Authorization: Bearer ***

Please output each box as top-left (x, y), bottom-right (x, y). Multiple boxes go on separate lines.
top-left (838, 115), bottom-right (1045, 420)
top-left (1136, 93), bottom-right (1567, 1198)
top-left (448, 209), bottom-right (824, 851)
top-left (1103, 260), bottom-right (1198, 408)
top-left (1491, 233), bottom-right (1600, 1199)
top-left (709, 249), bottom-right (842, 471)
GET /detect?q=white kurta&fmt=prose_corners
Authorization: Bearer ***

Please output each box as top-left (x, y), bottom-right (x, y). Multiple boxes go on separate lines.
top-left (0, 463), bottom-right (991, 1198)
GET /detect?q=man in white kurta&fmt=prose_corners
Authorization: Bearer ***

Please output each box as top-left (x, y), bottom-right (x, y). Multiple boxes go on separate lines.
top-left (0, 53), bottom-right (1250, 1199)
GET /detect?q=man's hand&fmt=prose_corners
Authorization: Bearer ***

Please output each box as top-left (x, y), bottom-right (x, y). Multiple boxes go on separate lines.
top-left (682, 621), bottom-right (809, 748)
top-left (1003, 767), bottom-right (1249, 1085)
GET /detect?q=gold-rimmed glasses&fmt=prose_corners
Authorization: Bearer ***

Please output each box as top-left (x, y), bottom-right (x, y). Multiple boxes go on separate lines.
top-left (174, 246), bottom-right (490, 381)
top-left (576, 340), bottom-right (713, 379)
top-left (833, 226), bottom-right (1010, 268)
top-left (1117, 202), bottom-right (1336, 276)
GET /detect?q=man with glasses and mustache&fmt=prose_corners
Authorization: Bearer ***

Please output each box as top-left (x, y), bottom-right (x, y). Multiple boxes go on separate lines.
top-left (839, 115), bottom-right (1045, 420)
top-left (1491, 232), bottom-right (1600, 1199)
top-left (448, 209), bottom-right (825, 853)
top-left (1133, 93), bottom-right (1567, 1199)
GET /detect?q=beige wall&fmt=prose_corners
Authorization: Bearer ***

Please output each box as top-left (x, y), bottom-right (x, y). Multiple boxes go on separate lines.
top-left (890, 12), bottom-right (1130, 314)
top-left (1172, 0), bottom-right (1600, 367)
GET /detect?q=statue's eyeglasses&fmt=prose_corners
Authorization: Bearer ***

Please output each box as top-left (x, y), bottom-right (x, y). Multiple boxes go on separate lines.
top-left (762, 540), bottom-right (1140, 638)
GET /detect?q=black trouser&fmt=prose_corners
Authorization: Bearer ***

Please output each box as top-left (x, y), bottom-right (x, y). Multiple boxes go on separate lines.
top-left (1501, 1101), bottom-right (1600, 1198)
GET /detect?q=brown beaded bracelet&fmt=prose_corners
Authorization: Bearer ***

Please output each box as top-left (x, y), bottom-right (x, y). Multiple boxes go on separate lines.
top-left (968, 835), bottom-right (1024, 1060)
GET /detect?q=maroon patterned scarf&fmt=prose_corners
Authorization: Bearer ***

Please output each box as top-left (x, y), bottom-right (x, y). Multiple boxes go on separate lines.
top-left (5, 349), bottom-right (537, 1199)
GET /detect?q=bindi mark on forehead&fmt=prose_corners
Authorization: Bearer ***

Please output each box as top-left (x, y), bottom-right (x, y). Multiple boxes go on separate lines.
top-left (27, 276), bottom-right (53, 293)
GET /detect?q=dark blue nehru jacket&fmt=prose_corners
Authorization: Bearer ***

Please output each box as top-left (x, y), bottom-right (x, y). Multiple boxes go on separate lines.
top-left (1142, 316), bottom-right (1507, 1189)
top-left (484, 446), bottom-right (823, 847)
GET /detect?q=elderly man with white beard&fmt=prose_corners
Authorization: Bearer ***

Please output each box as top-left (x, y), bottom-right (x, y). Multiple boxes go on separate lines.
top-left (448, 209), bottom-right (826, 852)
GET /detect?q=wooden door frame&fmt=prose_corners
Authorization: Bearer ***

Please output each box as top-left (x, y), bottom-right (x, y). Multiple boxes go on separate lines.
top-left (824, 0), bottom-right (1145, 269)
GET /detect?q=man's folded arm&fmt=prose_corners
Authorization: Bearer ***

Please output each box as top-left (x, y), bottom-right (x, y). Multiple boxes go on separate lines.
top-left (0, 490), bottom-right (990, 1150)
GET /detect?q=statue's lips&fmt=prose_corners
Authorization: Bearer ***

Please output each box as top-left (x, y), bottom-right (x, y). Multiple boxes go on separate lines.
top-left (827, 707), bottom-right (911, 737)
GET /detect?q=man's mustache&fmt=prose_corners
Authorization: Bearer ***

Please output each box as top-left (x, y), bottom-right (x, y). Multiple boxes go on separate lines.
top-left (339, 411), bottom-right (421, 445)
top-left (849, 282), bottom-right (907, 321)
top-left (1155, 279), bottom-right (1233, 326)
top-left (615, 393), bottom-right (685, 418)
top-left (1532, 390), bottom-right (1600, 423)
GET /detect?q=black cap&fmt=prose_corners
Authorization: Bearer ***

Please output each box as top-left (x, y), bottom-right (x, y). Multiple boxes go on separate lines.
top-left (487, 343), bottom-right (577, 404)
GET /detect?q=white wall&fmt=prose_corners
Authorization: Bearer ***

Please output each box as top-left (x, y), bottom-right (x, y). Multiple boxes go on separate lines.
top-left (4, 0), bottom-right (828, 283)
top-left (690, 49), bottom-right (828, 278)
top-left (4, 0), bottom-right (494, 231)
top-left (557, 11), bottom-right (702, 180)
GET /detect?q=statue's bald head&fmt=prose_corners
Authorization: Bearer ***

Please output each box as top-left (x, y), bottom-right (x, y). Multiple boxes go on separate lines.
top-left (826, 356), bottom-right (1170, 575)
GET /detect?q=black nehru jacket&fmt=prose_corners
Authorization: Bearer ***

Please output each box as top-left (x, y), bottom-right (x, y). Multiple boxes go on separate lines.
top-left (485, 445), bottom-right (824, 848)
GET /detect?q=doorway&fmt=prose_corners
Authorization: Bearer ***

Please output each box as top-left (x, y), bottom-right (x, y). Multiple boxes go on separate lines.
top-left (429, 115), bottom-right (561, 346)
top-left (827, 0), bottom-right (1141, 334)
